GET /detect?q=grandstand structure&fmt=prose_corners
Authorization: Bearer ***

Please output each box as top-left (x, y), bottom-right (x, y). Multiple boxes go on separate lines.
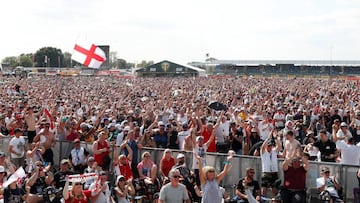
top-left (190, 60), bottom-right (360, 78)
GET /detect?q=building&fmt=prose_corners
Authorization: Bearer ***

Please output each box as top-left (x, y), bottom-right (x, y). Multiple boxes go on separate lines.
top-left (190, 60), bottom-right (360, 77)
top-left (136, 60), bottom-right (206, 77)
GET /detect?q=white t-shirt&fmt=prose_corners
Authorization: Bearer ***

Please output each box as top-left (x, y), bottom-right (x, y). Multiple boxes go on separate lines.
top-left (9, 136), bottom-right (26, 158)
top-left (337, 142), bottom-right (360, 165)
top-left (316, 176), bottom-right (338, 197)
top-left (177, 130), bottom-right (190, 150)
top-left (259, 121), bottom-right (273, 141)
top-left (90, 182), bottom-right (111, 203)
top-left (192, 145), bottom-right (208, 169)
top-left (216, 121), bottom-right (230, 143)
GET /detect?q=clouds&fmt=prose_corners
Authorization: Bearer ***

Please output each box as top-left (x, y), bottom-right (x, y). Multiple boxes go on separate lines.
top-left (1, 0), bottom-right (360, 64)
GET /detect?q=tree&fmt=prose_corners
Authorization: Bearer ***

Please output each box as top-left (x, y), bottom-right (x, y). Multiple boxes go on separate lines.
top-left (137, 60), bottom-right (154, 68)
top-left (34, 47), bottom-right (64, 67)
top-left (117, 58), bottom-right (127, 69)
top-left (63, 52), bottom-right (72, 68)
top-left (1, 56), bottom-right (18, 68)
top-left (19, 54), bottom-right (33, 67)
top-left (109, 51), bottom-right (118, 68)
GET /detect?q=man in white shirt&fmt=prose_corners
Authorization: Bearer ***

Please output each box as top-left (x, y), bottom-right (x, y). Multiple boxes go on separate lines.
top-left (8, 128), bottom-right (26, 168)
top-left (90, 171), bottom-right (111, 203)
top-left (316, 167), bottom-right (343, 203)
top-left (337, 138), bottom-right (360, 165)
top-left (260, 137), bottom-right (281, 198)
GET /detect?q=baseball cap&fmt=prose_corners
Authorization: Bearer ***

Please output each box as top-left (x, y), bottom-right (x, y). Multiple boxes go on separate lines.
top-left (340, 122), bottom-right (348, 127)
top-left (87, 156), bottom-right (94, 162)
top-left (0, 152), bottom-right (6, 157)
top-left (124, 126), bottom-right (131, 131)
top-left (321, 166), bottom-right (330, 173)
top-left (73, 138), bottom-right (80, 143)
top-left (80, 122), bottom-right (88, 129)
top-left (117, 175), bottom-right (126, 182)
top-left (0, 166), bottom-right (5, 173)
top-left (267, 139), bottom-right (274, 146)
top-left (61, 159), bottom-right (69, 165)
top-left (158, 121), bottom-right (165, 126)
top-left (176, 153), bottom-right (185, 159)
top-left (99, 171), bottom-right (107, 176)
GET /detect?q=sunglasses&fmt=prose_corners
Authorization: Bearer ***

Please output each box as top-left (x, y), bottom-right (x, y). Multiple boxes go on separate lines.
top-left (208, 170), bottom-right (215, 173)
top-left (172, 175), bottom-right (181, 179)
top-left (74, 182), bottom-right (82, 186)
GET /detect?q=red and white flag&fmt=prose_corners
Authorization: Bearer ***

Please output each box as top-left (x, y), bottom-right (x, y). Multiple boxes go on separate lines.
top-left (72, 38), bottom-right (106, 69)
top-left (3, 167), bottom-right (26, 188)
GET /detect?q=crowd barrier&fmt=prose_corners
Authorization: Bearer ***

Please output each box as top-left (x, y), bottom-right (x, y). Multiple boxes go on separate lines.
top-left (0, 138), bottom-right (358, 202)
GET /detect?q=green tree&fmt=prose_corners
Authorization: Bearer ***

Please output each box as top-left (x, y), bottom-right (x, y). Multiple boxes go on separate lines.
top-left (63, 52), bottom-right (72, 68)
top-left (19, 54), bottom-right (33, 67)
top-left (34, 47), bottom-right (64, 67)
top-left (1, 56), bottom-right (18, 68)
top-left (117, 58), bottom-right (127, 69)
top-left (137, 60), bottom-right (154, 68)
top-left (109, 51), bottom-right (118, 68)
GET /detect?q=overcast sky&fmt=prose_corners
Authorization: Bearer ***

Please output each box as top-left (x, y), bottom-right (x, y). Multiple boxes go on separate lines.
top-left (1, 0), bottom-right (360, 64)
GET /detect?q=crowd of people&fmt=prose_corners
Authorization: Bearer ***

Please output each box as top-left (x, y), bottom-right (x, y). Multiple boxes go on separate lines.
top-left (0, 75), bottom-right (359, 202)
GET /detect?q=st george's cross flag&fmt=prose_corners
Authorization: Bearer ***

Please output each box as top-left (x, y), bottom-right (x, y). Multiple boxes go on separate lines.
top-left (72, 38), bottom-right (106, 69)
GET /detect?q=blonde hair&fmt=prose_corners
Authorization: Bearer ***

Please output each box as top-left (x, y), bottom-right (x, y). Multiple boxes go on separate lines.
top-left (162, 149), bottom-right (171, 158)
top-left (142, 151), bottom-right (151, 159)
top-left (202, 166), bottom-right (216, 179)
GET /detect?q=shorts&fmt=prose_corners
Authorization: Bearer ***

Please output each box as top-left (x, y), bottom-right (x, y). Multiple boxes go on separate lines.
top-left (261, 172), bottom-right (280, 188)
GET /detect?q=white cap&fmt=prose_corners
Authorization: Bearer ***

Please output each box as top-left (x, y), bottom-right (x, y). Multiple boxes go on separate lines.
top-left (176, 153), bottom-right (185, 159)
top-left (124, 126), bottom-right (131, 131)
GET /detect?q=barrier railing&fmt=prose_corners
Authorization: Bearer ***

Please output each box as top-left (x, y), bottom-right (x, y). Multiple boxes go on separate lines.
top-left (0, 138), bottom-right (358, 202)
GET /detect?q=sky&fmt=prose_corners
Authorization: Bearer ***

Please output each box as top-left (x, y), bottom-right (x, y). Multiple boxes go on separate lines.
top-left (1, 0), bottom-right (360, 64)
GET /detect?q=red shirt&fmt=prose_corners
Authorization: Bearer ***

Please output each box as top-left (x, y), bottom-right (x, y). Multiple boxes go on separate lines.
top-left (119, 160), bottom-right (133, 180)
top-left (202, 126), bottom-right (216, 152)
top-left (94, 141), bottom-right (109, 166)
top-left (160, 157), bottom-right (175, 177)
top-left (64, 190), bottom-right (92, 203)
top-left (284, 166), bottom-right (307, 190)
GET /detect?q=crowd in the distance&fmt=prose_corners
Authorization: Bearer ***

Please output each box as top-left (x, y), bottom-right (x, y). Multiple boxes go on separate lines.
top-left (0, 76), bottom-right (359, 202)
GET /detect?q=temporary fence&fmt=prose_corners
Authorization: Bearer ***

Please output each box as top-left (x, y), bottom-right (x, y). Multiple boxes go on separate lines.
top-left (0, 138), bottom-right (358, 202)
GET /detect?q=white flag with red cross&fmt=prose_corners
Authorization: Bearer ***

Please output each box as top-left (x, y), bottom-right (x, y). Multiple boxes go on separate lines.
top-left (71, 38), bottom-right (106, 69)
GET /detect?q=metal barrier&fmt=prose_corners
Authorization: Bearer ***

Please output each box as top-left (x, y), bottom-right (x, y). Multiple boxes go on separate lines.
top-left (0, 138), bottom-right (358, 202)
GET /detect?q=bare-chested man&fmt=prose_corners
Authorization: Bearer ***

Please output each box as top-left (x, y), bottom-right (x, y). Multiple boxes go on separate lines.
top-left (34, 122), bottom-right (56, 167)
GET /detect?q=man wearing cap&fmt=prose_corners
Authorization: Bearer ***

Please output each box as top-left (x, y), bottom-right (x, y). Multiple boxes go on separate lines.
top-left (8, 128), bottom-right (26, 168)
top-left (159, 168), bottom-right (190, 203)
top-left (260, 136), bottom-right (282, 198)
top-left (177, 123), bottom-right (190, 150)
top-left (69, 139), bottom-right (90, 174)
top-left (280, 155), bottom-right (309, 203)
top-left (334, 122), bottom-right (352, 148)
top-left (316, 167), bottom-right (343, 202)
top-left (154, 121), bottom-right (169, 148)
top-left (53, 159), bottom-right (74, 188)
top-left (173, 153), bottom-right (201, 202)
top-left (234, 167), bottom-right (261, 203)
